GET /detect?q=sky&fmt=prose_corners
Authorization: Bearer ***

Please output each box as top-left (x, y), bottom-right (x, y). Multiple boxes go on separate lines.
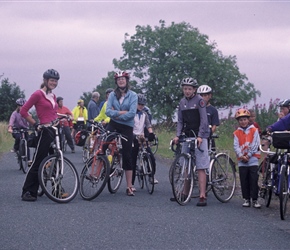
top-left (1, 0), bottom-right (289, 117)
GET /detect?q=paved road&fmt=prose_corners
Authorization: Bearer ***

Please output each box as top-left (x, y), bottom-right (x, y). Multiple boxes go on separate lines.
top-left (0, 147), bottom-right (289, 250)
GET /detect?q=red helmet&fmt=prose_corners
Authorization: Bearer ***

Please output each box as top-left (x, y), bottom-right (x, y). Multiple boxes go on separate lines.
top-left (235, 108), bottom-right (250, 119)
top-left (114, 71), bottom-right (130, 80)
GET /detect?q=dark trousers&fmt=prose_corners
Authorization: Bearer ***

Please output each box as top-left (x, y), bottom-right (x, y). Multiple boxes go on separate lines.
top-left (106, 120), bottom-right (134, 171)
top-left (22, 128), bottom-right (55, 197)
top-left (239, 165), bottom-right (259, 200)
top-left (62, 126), bottom-right (74, 150)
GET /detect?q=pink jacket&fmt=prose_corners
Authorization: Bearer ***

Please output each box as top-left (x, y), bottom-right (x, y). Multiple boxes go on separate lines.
top-left (20, 89), bottom-right (58, 124)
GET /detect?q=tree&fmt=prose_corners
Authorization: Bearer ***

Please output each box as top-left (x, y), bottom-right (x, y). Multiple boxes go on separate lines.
top-left (0, 77), bottom-right (25, 122)
top-left (113, 20), bottom-right (260, 123)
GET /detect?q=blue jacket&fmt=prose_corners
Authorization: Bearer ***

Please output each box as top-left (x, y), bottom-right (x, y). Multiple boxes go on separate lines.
top-left (268, 113), bottom-right (290, 132)
top-left (88, 99), bottom-right (100, 121)
top-left (106, 90), bottom-right (137, 128)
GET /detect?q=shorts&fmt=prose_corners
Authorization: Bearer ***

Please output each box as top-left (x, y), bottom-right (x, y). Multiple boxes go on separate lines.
top-left (181, 138), bottom-right (210, 170)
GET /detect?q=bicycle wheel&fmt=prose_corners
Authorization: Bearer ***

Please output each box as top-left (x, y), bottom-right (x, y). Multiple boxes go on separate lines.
top-left (211, 153), bottom-right (236, 203)
top-left (136, 156), bottom-right (144, 189)
top-left (79, 155), bottom-right (110, 200)
top-left (150, 137), bottom-right (158, 155)
top-left (258, 158), bottom-right (272, 207)
top-left (108, 154), bottom-right (124, 193)
top-left (82, 145), bottom-right (90, 163)
top-left (142, 153), bottom-right (154, 194)
top-left (171, 153), bottom-right (193, 205)
top-left (19, 139), bottom-right (28, 174)
top-left (38, 155), bottom-right (79, 203)
top-left (279, 165), bottom-right (288, 220)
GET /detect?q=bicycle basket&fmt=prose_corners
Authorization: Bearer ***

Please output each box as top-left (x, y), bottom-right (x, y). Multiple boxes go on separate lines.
top-left (272, 131), bottom-right (290, 149)
top-left (75, 130), bottom-right (88, 147)
top-left (27, 132), bottom-right (39, 148)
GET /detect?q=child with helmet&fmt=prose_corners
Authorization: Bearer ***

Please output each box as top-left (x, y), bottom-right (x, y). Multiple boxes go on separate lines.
top-left (8, 98), bottom-right (30, 152)
top-left (131, 93), bottom-right (157, 190)
top-left (233, 108), bottom-right (261, 208)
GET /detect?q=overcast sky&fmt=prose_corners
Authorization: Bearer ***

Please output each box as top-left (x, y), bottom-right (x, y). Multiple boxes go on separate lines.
top-left (1, 1), bottom-right (289, 115)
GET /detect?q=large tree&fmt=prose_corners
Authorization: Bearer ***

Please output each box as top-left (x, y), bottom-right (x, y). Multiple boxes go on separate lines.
top-left (113, 20), bottom-right (260, 122)
top-left (0, 77), bottom-right (25, 122)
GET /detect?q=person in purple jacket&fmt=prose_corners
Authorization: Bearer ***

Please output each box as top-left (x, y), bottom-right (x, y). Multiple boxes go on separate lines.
top-left (8, 98), bottom-right (30, 152)
top-left (265, 113), bottom-right (290, 133)
top-left (20, 69), bottom-right (60, 202)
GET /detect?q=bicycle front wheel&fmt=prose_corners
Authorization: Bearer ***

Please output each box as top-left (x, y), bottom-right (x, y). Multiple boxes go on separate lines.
top-left (108, 154), bottom-right (124, 193)
top-left (279, 165), bottom-right (288, 220)
top-left (38, 155), bottom-right (80, 203)
top-left (211, 153), bottom-right (236, 203)
top-left (142, 153), bottom-right (154, 194)
top-left (171, 153), bottom-right (193, 205)
top-left (80, 155), bottom-right (110, 200)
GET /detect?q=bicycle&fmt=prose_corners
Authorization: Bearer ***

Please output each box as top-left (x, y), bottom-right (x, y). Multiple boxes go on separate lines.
top-left (271, 131), bottom-right (290, 220)
top-left (135, 135), bottom-right (155, 194)
top-left (170, 135), bottom-right (236, 205)
top-left (257, 135), bottom-right (278, 207)
top-left (12, 127), bottom-right (33, 174)
top-left (37, 115), bottom-right (80, 203)
top-left (81, 121), bottom-right (105, 163)
top-left (79, 130), bottom-right (126, 200)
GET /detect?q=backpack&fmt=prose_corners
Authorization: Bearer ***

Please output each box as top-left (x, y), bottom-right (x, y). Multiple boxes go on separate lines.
top-left (75, 130), bottom-right (88, 147)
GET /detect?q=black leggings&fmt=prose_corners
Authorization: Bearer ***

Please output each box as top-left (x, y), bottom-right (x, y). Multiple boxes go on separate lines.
top-left (106, 120), bottom-right (134, 171)
top-left (22, 128), bottom-right (55, 197)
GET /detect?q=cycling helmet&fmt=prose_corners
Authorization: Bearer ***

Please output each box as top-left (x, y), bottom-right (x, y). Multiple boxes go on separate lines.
top-left (180, 78), bottom-right (198, 88)
top-left (235, 108), bottom-right (250, 119)
top-left (16, 98), bottom-right (26, 106)
top-left (43, 69), bottom-right (60, 80)
top-left (56, 96), bottom-right (63, 103)
top-left (105, 88), bottom-right (114, 94)
top-left (197, 85), bottom-right (212, 94)
top-left (114, 71), bottom-right (130, 80)
top-left (278, 99), bottom-right (290, 107)
top-left (137, 94), bottom-right (147, 105)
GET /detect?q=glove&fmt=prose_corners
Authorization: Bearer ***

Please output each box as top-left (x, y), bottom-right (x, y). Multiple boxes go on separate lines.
top-left (148, 133), bottom-right (155, 142)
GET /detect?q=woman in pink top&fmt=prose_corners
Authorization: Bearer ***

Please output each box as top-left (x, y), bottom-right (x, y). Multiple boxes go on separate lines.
top-left (20, 69), bottom-right (60, 202)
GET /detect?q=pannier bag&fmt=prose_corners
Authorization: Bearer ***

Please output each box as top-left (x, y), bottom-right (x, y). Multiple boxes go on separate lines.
top-left (272, 131), bottom-right (290, 149)
top-left (75, 130), bottom-right (88, 147)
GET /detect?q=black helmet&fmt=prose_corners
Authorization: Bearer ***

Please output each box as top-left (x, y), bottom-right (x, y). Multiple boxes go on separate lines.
top-left (106, 88), bottom-right (114, 94)
top-left (138, 94), bottom-right (147, 105)
top-left (56, 96), bottom-right (63, 103)
top-left (278, 99), bottom-right (290, 107)
top-left (43, 69), bottom-right (60, 80)
top-left (180, 77), bottom-right (198, 88)
top-left (16, 98), bottom-right (26, 106)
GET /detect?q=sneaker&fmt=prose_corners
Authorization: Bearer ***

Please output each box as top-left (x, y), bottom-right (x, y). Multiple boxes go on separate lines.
top-left (71, 149), bottom-right (75, 153)
top-left (154, 178), bottom-right (159, 184)
top-left (28, 160), bottom-right (33, 167)
top-left (61, 192), bottom-right (69, 198)
top-left (22, 191), bottom-right (37, 202)
top-left (196, 197), bottom-right (207, 206)
top-left (242, 199), bottom-right (251, 207)
top-left (252, 200), bottom-right (261, 208)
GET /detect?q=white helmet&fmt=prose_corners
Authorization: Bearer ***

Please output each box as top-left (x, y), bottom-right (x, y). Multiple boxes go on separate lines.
top-left (197, 85), bottom-right (212, 94)
top-left (180, 78), bottom-right (198, 88)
